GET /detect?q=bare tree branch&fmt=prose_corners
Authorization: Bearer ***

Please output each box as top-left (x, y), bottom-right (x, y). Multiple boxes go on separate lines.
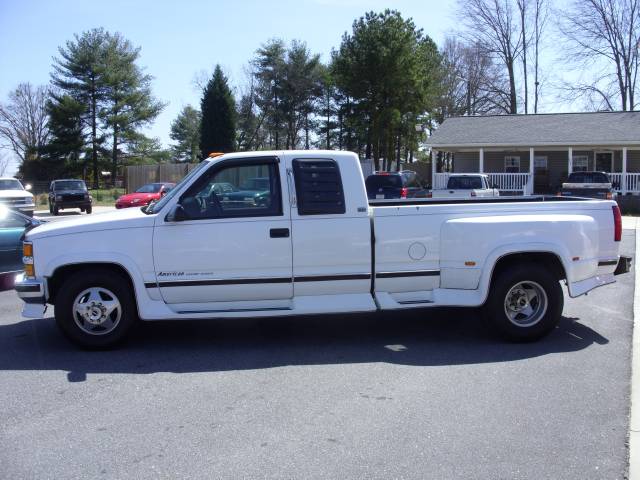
top-left (458, 0), bottom-right (524, 113)
top-left (557, 0), bottom-right (640, 111)
top-left (0, 83), bottom-right (50, 164)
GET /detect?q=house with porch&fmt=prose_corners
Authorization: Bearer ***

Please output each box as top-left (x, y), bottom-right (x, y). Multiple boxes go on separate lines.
top-left (427, 112), bottom-right (640, 195)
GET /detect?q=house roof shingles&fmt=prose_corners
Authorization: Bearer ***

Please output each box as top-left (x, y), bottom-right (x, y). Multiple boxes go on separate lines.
top-left (428, 112), bottom-right (640, 148)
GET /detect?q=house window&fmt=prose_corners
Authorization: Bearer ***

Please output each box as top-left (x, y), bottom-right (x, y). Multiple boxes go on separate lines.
top-left (504, 156), bottom-right (520, 173)
top-left (534, 156), bottom-right (548, 171)
top-left (572, 155), bottom-right (589, 172)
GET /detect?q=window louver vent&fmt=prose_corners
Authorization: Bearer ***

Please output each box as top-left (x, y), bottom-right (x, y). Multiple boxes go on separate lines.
top-left (292, 159), bottom-right (346, 215)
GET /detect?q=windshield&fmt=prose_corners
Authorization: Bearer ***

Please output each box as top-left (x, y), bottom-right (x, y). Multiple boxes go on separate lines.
top-left (0, 179), bottom-right (24, 190)
top-left (365, 175), bottom-right (403, 190)
top-left (136, 183), bottom-right (163, 193)
top-left (568, 172), bottom-right (610, 183)
top-left (447, 176), bottom-right (483, 189)
top-left (146, 161), bottom-right (211, 214)
top-left (55, 180), bottom-right (86, 191)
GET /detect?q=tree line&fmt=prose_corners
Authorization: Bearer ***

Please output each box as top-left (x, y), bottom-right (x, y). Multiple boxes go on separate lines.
top-left (0, 2), bottom-right (638, 183)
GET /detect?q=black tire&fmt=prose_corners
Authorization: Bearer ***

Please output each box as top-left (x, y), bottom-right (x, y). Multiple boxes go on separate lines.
top-left (54, 269), bottom-right (138, 349)
top-left (86, 205), bottom-right (92, 214)
top-left (53, 205), bottom-right (59, 216)
top-left (80, 207), bottom-right (85, 213)
top-left (484, 263), bottom-right (563, 342)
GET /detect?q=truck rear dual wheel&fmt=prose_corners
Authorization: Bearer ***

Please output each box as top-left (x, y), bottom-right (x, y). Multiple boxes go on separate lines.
top-left (54, 269), bottom-right (137, 349)
top-left (485, 263), bottom-right (563, 342)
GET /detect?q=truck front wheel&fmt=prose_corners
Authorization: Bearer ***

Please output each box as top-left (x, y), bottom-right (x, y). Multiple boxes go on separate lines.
top-left (54, 269), bottom-right (138, 349)
top-left (485, 263), bottom-right (563, 342)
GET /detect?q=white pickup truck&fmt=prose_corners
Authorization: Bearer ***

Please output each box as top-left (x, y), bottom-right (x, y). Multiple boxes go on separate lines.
top-left (431, 174), bottom-right (500, 198)
top-left (15, 150), bottom-right (630, 348)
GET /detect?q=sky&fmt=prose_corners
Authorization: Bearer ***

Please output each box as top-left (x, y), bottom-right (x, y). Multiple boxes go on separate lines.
top-left (0, 0), bottom-right (462, 174)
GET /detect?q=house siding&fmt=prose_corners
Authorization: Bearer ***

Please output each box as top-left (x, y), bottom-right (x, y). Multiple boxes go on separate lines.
top-left (628, 150), bottom-right (640, 173)
top-left (452, 152), bottom-right (478, 172)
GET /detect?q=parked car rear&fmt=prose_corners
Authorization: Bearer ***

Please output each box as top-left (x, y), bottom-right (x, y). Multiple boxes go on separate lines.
top-left (365, 172), bottom-right (428, 199)
top-left (560, 171), bottom-right (615, 200)
top-left (431, 174), bottom-right (500, 199)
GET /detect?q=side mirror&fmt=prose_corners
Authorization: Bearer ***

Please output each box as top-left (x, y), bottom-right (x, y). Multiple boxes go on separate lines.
top-left (25, 217), bottom-right (41, 229)
top-left (492, 184), bottom-right (499, 189)
top-left (165, 204), bottom-right (188, 222)
top-left (24, 184), bottom-right (32, 191)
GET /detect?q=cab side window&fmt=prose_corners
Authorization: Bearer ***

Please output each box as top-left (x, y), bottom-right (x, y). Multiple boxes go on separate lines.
top-left (180, 160), bottom-right (282, 220)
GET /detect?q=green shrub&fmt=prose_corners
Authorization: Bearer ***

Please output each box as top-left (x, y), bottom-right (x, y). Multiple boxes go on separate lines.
top-left (37, 193), bottom-right (48, 206)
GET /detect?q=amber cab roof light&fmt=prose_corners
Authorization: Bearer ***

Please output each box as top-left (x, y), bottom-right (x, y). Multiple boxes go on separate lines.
top-left (208, 152), bottom-right (224, 158)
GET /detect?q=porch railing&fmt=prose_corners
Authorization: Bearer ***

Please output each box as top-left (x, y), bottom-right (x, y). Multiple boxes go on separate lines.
top-left (607, 173), bottom-right (640, 193)
top-left (487, 173), bottom-right (531, 193)
top-left (434, 172), bottom-right (640, 195)
top-left (433, 173), bottom-right (531, 194)
top-left (618, 173), bottom-right (640, 193)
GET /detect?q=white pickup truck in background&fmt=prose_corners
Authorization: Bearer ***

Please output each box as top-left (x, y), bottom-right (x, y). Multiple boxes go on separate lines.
top-left (15, 150), bottom-right (630, 348)
top-left (431, 174), bottom-right (500, 198)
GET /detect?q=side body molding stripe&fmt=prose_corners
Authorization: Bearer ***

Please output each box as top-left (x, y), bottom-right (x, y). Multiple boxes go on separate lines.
top-left (145, 270), bottom-right (441, 288)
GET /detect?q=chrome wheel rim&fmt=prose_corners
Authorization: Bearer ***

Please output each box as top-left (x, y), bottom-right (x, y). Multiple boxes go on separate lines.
top-left (503, 281), bottom-right (548, 327)
top-left (72, 287), bottom-right (122, 335)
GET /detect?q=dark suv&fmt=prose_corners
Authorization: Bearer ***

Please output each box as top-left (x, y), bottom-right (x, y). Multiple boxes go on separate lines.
top-left (49, 179), bottom-right (92, 215)
top-left (365, 171), bottom-right (428, 199)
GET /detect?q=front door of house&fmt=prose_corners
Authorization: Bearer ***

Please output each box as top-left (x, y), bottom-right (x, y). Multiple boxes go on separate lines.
top-left (595, 152), bottom-right (613, 172)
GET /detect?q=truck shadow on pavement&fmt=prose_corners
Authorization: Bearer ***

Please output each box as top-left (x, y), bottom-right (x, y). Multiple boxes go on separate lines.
top-left (0, 307), bottom-right (609, 382)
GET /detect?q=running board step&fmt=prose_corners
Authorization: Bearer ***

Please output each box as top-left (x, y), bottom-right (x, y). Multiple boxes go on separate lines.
top-left (397, 300), bottom-right (434, 305)
top-left (176, 307), bottom-right (293, 314)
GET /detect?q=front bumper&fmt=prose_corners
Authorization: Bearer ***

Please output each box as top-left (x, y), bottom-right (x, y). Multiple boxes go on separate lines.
top-left (15, 273), bottom-right (47, 318)
top-left (56, 201), bottom-right (91, 209)
top-left (3, 204), bottom-right (35, 215)
top-left (116, 201), bottom-right (146, 209)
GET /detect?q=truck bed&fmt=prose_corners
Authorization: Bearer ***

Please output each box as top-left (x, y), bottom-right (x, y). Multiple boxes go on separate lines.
top-left (368, 195), bottom-right (591, 207)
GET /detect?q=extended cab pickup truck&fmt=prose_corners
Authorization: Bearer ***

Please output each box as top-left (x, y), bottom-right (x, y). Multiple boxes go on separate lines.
top-left (431, 174), bottom-right (500, 198)
top-left (15, 150), bottom-right (631, 348)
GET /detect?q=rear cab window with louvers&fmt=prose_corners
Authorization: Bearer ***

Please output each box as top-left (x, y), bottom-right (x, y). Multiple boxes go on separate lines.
top-left (292, 159), bottom-right (346, 215)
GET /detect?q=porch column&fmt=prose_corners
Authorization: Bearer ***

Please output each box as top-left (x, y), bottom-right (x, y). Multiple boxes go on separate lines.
top-left (568, 147), bottom-right (573, 174)
top-left (479, 148), bottom-right (484, 173)
top-left (623, 147), bottom-right (628, 194)
top-left (431, 149), bottom-right (437, 187)
top-left (529, 148), bottom-right (535, 195)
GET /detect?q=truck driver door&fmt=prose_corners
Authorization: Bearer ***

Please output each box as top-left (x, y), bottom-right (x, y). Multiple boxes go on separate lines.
top-left (152, 156), bottom-right (293, 311)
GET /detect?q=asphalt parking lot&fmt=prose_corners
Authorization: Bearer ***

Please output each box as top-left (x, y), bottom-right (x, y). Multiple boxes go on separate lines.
top-left (0, 227), bottom-right (635, 479)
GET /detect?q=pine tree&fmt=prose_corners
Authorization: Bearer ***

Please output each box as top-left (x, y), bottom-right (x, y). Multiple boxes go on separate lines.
top-left (199, 65), bottom-right (236, 156)
top-left (51, 28), bottom-right (110, 188)
top-left (51, 28), bottom-right (163, 187)
top-left (170, 105), bottom-right (201, 162)
top-left (102, 33), bottom-right (164, 179)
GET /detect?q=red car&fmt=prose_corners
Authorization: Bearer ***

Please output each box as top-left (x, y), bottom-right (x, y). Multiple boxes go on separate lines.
top-left (115, 182), bottom-right (175, 209)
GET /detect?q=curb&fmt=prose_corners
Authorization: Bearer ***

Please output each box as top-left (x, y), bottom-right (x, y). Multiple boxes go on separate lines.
top-left (630, 217), bottom-right (640, 478)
